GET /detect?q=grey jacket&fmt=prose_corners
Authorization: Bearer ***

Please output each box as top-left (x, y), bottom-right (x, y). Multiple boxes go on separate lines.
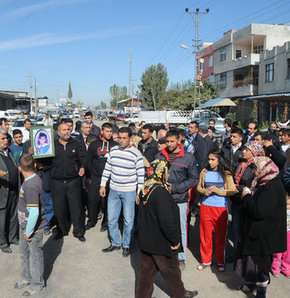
top-left (0, 150), bottom-right (21, 209)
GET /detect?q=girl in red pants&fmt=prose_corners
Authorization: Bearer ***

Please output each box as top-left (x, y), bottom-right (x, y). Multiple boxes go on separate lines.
top-left (197, 150), bottom-right (236, 272)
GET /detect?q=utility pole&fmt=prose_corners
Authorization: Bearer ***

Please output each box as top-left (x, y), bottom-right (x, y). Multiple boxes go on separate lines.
top-left (26, 75), bottom-right (33, 115)
top-left (185, 7), bottom-right (209, 119)
top-left (34, 77), bottom-right (38, 115)
top-left (128, 49), bottom-right (135, 116)
top-left (56, 89), bottom-right (59, 103)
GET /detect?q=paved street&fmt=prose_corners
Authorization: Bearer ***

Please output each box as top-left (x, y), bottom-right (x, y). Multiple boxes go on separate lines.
top-left (0, 216), bottom-right (289, 298)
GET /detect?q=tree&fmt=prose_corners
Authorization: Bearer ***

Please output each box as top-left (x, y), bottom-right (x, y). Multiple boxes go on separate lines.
top-left (109, 84), bottom-right (128, 108)
top-left (139, 63), bottom-right (168, 110)
top-left (68, 82), bottom-right (73, 101)
top-left (100, 101), bottom-right (107, 109)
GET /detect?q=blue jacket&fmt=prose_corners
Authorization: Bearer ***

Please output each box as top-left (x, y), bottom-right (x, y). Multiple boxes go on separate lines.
top-left (156, 145), bottom-right (198, 204)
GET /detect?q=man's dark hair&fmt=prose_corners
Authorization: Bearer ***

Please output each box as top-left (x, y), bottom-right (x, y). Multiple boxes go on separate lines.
top-left (199, 125), bottom-right (208, 135)
top-left (24, 119), bottom-right (31, 124)
top-left (142, 124), bottom-right (154, 133)
top-left (209, 119), bottom-right (216, 125)
top-left (279, 128), bottom-right (286, 134)
top-left (0, 118), bottom-right (8, 126)
top-left (64, 118), bottom-right (73, 124)
top-left (13, 129), bottom-right (23, 136)
top-left (86, 134), bottom-right (98, 144)
top-left (269, 121), bottom-right (277, 128)
top-left (102, 122), bottom-right (112, 130)
top-left (128, 123), bottom-right (136, 129)
top-left (190, 121), bottom-right (199, 128)
top-left (19, 154), bottom-right (35, 172)
top-left (231, 127), bottom-right (244, 138)
top-left (232, 121), bottom-right (239, 128)
top-left (208, 127), bottom-right (215, 133)
top-left (75, 120), bottom-right (82, 130)
top-left (85, 111), bottom-right (93, 117)
top-left (166, 129), bottom-right (179, 139)
top-left (178, 129), bottom-right (186, 138)
top-left (224, 118), bottom-right (232, 127)
top-left (119, 127), bottom-right (132, 137)
top-left (248, 121), bottom-right (258, 130)
top-left (283, 129), bottom-right (290, 137)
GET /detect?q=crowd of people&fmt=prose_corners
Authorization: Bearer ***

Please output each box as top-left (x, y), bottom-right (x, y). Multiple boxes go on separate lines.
top-left (0, 113), bottom-right (289, 297)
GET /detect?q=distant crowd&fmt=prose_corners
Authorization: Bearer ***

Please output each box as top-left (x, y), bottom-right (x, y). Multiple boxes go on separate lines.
top-left (0, 112), bottom-right (289, 298)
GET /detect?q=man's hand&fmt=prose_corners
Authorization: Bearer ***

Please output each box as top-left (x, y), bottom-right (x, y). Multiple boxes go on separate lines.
top-left (167, 183), bottom-right (172, 194)
top-left (0, 170), bottom-right (7, 178)
top-left (242, 187), bottom-right (251, 198)
top-left (171, 243), bottom-right (180, 250)
top-left (99, 186), bottom-right (106, 197)
top-left (78, 167), bottom-right (85, 177)
top-left (24, 232), bottom-right (31, 242)
top-left (136, 194), bottom-right (140, 205)
top-left (28, 147), bottom-right (34, 155)
top-left (263, 139), bottom-right (273, 148)
top-left (204, 189), bottom-right (212, 196)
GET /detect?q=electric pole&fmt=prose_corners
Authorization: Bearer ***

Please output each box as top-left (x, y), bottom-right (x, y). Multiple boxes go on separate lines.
top-left (34, 77), bottom-right (38, 115)
top-left (128, 49), bottom-right (135, 115)
top-left (26, 75), bottom-right (33, 115)
top-left (185, 7), bottom-right (209, 119)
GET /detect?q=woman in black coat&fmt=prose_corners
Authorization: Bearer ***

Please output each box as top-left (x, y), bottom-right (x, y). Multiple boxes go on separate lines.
top-left (235, 156), bottom-right (287, 298)
top-left (137, 159), bottom-right (198, 298)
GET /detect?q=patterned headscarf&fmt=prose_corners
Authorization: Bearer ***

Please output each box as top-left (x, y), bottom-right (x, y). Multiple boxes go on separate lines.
top-left (251, 156), bottom-right (279, 192)
top-left (141, 159), bottom-right (169, 205)
top-left (235, 142), bottom-right (265, 185)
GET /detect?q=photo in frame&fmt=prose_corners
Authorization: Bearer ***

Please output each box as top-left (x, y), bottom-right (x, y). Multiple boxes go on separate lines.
top-left (30, 126), bottom-right (55, 159)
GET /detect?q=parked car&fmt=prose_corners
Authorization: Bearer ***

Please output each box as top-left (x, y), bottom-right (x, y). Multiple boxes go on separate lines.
top-left (115, 113), bottom-right (128, 121)
top-left (0, 110), bottom-right (17, 121)
top-left (73, 111), bottom-right (80, 118)
top-left (123, 114), bottom-right (140, 124)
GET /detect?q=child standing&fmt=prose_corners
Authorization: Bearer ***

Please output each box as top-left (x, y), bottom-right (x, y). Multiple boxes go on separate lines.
top-left (197, 150), bottom-right (236, 271)
top-left (15, 154), bottom-right (45, 296)
top-left (9, 129), bottom-right (23, 166)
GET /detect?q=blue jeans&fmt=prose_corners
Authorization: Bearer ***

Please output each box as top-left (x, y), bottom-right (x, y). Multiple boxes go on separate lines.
top-left (19, 226), bottom-right (44, 290)
top-left (177, 202), bottom-right (188, 261)
top-left (43, 190), bottom-right (54, 230)
top-left (107, 189), bottom-right (136, 248)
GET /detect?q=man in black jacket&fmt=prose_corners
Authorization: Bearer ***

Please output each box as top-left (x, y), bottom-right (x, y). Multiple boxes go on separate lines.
top-left (85, 111), bottom-right (101, 137)
top-left (138, 124), bottom-right (158, 164)
top-left (76, 121), bottom-right (91, 151)
top-left (86, 123), bottom-right (118, 231)
top-left (198, 125), bottom-right (213, 155)
top-left (50, 123), bottom-right (87, 242)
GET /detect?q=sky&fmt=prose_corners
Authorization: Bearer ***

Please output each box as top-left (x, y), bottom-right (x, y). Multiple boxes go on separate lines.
top-left (0, 0), bottom-right (289, 107)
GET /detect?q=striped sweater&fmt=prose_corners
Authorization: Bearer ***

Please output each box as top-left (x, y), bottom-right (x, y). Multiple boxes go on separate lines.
top-left (100, 145), bottom-right (145, 193)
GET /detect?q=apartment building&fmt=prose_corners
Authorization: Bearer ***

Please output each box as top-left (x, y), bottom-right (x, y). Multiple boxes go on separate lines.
top-left (213, 23), bottom-right (290, 98)
top-left (199, 43), bottom-right (214, 83)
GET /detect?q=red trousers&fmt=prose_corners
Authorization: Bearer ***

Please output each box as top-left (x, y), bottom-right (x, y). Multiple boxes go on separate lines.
top-left (200, 204), bottom-right (228, 265)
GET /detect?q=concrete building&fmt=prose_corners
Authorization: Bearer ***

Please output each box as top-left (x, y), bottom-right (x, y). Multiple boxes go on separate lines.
top-left (213, 23), bottom-right (290, 98)
top-left (199, 43), bottom-right (214, 83)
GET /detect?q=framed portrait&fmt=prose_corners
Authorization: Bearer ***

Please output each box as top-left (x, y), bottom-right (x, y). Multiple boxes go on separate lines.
top-left (30, 126), bottom-right (55, 159)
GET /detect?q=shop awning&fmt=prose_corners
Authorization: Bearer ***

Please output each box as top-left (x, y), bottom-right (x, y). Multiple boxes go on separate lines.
top-left (201, 97), bottom-right (237, 108)
top-left (242, 93), bottom-right (290, 102)
top-left (117, 97), bottom-right (143, 104)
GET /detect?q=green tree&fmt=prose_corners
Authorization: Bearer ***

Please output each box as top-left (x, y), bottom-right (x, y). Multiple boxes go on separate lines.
top-left (68, 82), bottom-right (73, 100)
top-left (109, 84), bottom-right (128, 108)
top-left (139, 63), bottom-right (168, 110)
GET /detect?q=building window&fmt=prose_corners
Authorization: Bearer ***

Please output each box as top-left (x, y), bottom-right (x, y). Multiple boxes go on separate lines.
top-left (265, 63), bottom-right (274, 82)
top-left (220, 48), bottom-right (226, 62)
top-left (236, 50), bottom-right (242, 59)
top-left (254, 45), bottom-right (264, 54)
top-left (220, 72), bottom-right (227, 88)
top-left (287, 59), bottom-right (290, 79)
top-left (208, 55), bottom-right (213, 67)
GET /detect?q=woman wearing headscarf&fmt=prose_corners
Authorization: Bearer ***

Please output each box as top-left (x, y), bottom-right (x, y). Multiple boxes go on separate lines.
top-left (136, 160), bottom-right (198, 298)
top-left (235, 156), bottom-right (287, 298)
top-left (231, 142), bottom-right (265, 253)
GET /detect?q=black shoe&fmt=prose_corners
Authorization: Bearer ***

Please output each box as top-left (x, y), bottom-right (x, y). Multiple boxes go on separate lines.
top-left (102, 245), bottom-right (121, 253)
top-left (78, 236), bottom-right (86, 242)
top-left (54, 232), bottom-right (63, 240)
top-left (1, 246), bottom-right (12, 253)
top-left (179, 260), bottom-right (186, 271)
top-left (100, 225), bottom-right (108, 232)
top-left (97, 212), bottom-right (102, 220)
top-left (85, 224), bottom-right (95, 231)
top-left (184, 290), bottom-right (198, 297)
top-left (10, 240), bottom-right (19, 245)
top-left (122, 248), bottom-right (130, 257)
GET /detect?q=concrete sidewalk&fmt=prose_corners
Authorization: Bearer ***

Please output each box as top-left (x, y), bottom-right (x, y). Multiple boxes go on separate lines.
top-left (0, 217), bottom-right (288, 298)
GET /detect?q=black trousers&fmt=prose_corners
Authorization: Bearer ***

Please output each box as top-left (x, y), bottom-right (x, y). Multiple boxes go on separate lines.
top-left (87, 177), bottom-right (108, 227)
top-left (0, 190), bottom-right (19, 248)
top-left (51, 177), bottom-right (85, 237)
top-left (136, 252), bottom-right (186, 298)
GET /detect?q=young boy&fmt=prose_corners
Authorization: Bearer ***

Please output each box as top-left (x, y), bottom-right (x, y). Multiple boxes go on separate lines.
top-left (9, 129), bottom-right (23, 165)
top-left (15, 154), bottom-right (45, 296)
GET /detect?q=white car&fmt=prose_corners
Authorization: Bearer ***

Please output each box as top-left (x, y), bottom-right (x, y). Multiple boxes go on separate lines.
top-left (0, 110), bottom-right (17, 121)
top-left (123, 114), bottom-right (140, 124)
top-left (73, 111), bottom-right (80, 118)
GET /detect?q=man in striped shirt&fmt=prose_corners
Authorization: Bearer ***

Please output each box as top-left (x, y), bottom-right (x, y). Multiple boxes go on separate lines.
top-left (100, 127), bottom-right (145, 257)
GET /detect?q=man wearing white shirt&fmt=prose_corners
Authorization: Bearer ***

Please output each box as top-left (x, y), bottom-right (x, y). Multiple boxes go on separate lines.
top-left (22, 119), bottom-right (32, 143)
top-left (43, 113), bottom-right (53, 127)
